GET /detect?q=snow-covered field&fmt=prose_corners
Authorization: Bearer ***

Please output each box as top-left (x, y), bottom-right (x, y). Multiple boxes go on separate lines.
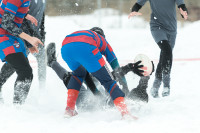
top-left (0, 11), bottom-right (200, 133)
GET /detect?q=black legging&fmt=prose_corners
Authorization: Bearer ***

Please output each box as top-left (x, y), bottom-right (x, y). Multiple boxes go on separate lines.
top-left (154, 40), bottom-right (172, 88)
top-left (2, 52), bottom-right (33, 104)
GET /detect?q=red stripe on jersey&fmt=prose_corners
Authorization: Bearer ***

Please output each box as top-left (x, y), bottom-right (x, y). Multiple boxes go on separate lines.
top-left (99, 36), bottom-right (107, 52)
top-left (14, 16), bottom-right (23, 24)
top-left (0, 35), bottom-right (9, 43)
top-left (92, 48), bottom-right (99, 55)
top-left (0, 8), bottom-right (4, 15)
top-left (98, 57), bottom-right (106, 67)
top-left (72, 30), bottom-right (93, 35)
top-left (3, 46), bottom-right (15, 56)
top-left (17, 6), bottom-right (29, 14)
top-left (90, 31), bottom-right (100, 46)
top-left (107, 43), bottom-right (116, 58)
top-left (62, 36), bottom-right (96, 46)
top-left (5, 8), bottom-right (16, 14)
top-left (6, 0), bottom-right (22, 7)
top-left (0, 28), bottom-right (12, 35)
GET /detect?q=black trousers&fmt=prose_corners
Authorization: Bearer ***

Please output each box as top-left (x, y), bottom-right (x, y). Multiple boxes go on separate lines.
top-left (1, 52), bottom-right (33, 104)
top-left (153, 40), bottom-right (172, 88)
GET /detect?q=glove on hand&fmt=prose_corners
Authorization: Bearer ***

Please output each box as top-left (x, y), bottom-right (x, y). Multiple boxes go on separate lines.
top-left (121, 61), bottom-right (144, 76)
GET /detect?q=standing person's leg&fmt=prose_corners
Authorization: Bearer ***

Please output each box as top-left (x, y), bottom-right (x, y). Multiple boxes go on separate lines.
top-left (161, 33), bottom-right (176, 96)
top-left (34, 45), bottom-right (46, 89)
top-left (158, 40), bottom-right (172, 96)
top-left (150, 28), bottom-right (169, 97)
top-left (0, 63), bottom-right (15, 103)
top-left (151, 51), bottom-right (163, 97)
top-left (5, 52), bottom-right (33, 104)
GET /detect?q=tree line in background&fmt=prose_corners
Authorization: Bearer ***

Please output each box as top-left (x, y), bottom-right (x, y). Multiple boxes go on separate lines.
top-left (46, 0), bottom-right (200, 21)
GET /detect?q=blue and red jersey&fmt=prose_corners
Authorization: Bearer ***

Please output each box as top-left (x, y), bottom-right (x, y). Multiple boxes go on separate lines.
top-left (0, 0), bottom-right (30, 35)
top-left (62, 30), bottom-right (117, 65)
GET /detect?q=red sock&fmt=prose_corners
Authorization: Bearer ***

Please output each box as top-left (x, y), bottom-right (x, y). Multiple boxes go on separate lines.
top-left (114, 97), bottom-right (129, 116)
top-left (66, 89), bottom-right (79, 110)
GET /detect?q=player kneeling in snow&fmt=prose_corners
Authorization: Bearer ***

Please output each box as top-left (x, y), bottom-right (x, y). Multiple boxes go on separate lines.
top-left (46, 27), bottom-right (153, 119)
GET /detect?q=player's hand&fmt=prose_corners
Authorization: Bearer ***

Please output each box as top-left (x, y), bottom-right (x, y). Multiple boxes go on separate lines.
top-left (179, 8), bottom-right (188, 20)
top-left (128, 11), bottom-right (142, 19)
top-left (25, 14), bottom-right (38, 26)
top-left (29, 46), bottom-right (39, 53)
top-left (128, 61), bottom-right (144, 76)
top-left (29, 37), bottom-right (44, 48)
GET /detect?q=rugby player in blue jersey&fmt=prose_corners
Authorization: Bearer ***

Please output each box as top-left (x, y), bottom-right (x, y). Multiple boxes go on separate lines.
top-left (0, 0), bottom-right (43, 104)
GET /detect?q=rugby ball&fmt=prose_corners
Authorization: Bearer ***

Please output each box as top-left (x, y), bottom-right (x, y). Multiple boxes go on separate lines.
top-left (134, 54), bottom-right (153, 76)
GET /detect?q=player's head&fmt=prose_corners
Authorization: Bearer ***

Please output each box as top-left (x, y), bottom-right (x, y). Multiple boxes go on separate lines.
top-left (90, 27), bottom-right (105, 38)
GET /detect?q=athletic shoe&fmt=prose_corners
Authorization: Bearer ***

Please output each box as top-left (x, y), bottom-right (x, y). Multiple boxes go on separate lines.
top-left (46, 42), bottom-right (56, 67)
top-left (150, 87), bottom-right (159, 98)
top-left (162, 87), bottom-right (170, 97)
top-left (64, 107), bottom-right (78, 118)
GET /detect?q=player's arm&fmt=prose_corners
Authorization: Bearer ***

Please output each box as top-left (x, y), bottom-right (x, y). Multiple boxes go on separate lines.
top-left (1, 8), bottom-right (43, 53)
top-left (128, 0), bottom-right (147, 19)
top-left (1, 11), bottom-right (23, 36)
top-left (25, 14), bottom-right (38, 26)
top-left (103, 41), bottom-right (130, 92)
top-left (176, 0), bottom-right (188, 20)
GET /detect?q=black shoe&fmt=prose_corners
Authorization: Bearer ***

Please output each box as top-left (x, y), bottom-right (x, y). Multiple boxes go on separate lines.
top-left (150, 87), bottom-right (159, 98)
top-left (162, 87), bottom-right (170, 97)
top-left (46, 42), bottom-right (56, 67)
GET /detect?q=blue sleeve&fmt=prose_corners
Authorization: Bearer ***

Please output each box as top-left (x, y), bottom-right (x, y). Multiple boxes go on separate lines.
top-left (104, 41), bottom-right (117, 66)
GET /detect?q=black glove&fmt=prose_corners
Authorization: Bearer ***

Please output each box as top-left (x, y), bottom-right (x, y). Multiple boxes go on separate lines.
top-left (121, 61), bottom-right (144, 76)
top-left (178, 4), bottom-right (188, 18)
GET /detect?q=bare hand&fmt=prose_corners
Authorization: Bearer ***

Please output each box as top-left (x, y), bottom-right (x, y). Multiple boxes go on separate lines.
top-left (29, 37), bottom-right (44, 48)
top-left (25, 14), bottom-right (38, 26)
top-left (179, 8), bottom-right (188, 20)
top-left (128, 11), bottom-right (142, 19)
top-left (29, 46), bottom-right (39, 53)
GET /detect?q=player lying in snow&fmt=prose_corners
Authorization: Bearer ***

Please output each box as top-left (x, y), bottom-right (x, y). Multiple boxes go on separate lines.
top-left (47, 42), bottom-right (153, 109)
top-left (46, 27), bottom-right (154, 119)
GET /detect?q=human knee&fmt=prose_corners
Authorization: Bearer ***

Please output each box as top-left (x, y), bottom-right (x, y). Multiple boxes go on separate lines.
top-left (158, 40), bottom-right (172, 55)
top-left (17, 66), bottom-right (33, 80)
top-left (92, 67), bottom-right (125, 100)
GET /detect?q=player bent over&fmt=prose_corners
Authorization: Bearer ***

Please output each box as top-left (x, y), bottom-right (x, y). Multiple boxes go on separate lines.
top-left (47, 27), bottom-right (146, 119)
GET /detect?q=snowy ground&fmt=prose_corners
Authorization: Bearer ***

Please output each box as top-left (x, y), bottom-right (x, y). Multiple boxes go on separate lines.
top-left (0, 11), bottom-right (200, 133)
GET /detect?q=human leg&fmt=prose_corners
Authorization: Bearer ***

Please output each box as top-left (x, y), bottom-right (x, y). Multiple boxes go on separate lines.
top-left (64, 65), bottom-right (87, 117)
top-left (0, 63), bottom-right (15, 103)
top-left (151, 51), bottom-right (163, 98)
top-left (5, 52), bottom-right (33, 104)
top-left (91, 66), bottom-right (133, 117)
top-left (34, 45), bottom-right (46, 89)
top-left (158, 40), bottom-right (172, 96)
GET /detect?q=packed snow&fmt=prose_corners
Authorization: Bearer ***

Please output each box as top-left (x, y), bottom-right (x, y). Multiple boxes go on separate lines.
top-left (0, 9), bottom-right (200, 133)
